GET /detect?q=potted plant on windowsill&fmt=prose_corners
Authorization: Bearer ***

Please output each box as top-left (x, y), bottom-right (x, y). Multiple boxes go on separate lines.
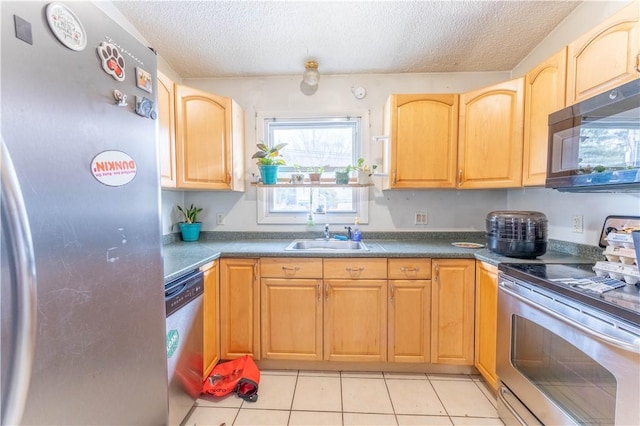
top-left (252, 142), bottom-right (287, 185)
top-left (352, 158), bottom-right (378, 185)
top-left (335, 165), bottom-right (352, 184)
top-left (307, 166), bottom-right (324, 183)
top-left (177, 204), bottom-right (203, 242)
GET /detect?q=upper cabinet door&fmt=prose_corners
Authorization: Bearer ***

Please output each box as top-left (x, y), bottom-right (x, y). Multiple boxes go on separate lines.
top-left (157, 71), bottom-right (176, 188)
top-left (523, 48), bottom-right (567, 187)
top-left (458, 78), bottom-right (525, 189)
top-left (175, 84), bottom-right (245, 191)
top-left (566, 1), bottom-right (639, 105)
top-left (383, 94), bottom-right (459, 189)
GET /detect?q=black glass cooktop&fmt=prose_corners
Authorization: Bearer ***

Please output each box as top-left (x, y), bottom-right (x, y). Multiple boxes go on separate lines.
top-left (499, 263), bottom-right (640, 326)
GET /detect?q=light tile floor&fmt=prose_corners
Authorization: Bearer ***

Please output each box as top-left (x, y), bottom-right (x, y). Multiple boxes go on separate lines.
top-left (185, 370), bottom-right (504, 426)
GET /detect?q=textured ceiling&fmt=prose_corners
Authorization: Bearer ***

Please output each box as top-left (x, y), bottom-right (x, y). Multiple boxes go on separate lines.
top-left (113, 0), bottom-right (581, 78)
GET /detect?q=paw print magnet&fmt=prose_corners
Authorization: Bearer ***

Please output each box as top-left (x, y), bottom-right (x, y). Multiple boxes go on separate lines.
top-left (97, 42), bottom-right (125, 82)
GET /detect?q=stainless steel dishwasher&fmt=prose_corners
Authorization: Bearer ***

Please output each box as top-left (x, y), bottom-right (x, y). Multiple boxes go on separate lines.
top-left (165, 270), bottom-right (204, 426)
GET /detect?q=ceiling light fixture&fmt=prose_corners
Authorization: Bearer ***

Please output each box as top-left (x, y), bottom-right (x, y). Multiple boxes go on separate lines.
top-left (300, 60), bottom-right (319, 96)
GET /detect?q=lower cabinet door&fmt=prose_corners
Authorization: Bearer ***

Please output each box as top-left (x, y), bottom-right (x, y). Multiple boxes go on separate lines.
top-left (431, 259), bottom-right (475, 365)
top-left (475, 261), bottom-right (499, 390)
top-left (261, 278), bottom-right (323, 360)
top-left (202, 260), bottom-right (219, 379)
top-left (220, 258), bottom-right (260, 359)
top-left (388, 279), bottom-right (431, 363)
top-left (324, 279), bottom-right (387, 362)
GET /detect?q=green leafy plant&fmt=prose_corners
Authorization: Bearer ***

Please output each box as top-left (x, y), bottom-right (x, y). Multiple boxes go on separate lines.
top-left (252, 142), bottom-right (287, 165)
top-left (177, 204), bottom-right (202, 224)
top-left (352, 158), bottom-right (378, 176)
top-left (306, 166), bottom-right (325, 173)
top-left (593, 165), bottom-right (606, 173)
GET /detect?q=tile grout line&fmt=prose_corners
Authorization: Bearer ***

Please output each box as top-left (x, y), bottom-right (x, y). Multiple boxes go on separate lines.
top-left (382, 373), bottom-right (401, 426)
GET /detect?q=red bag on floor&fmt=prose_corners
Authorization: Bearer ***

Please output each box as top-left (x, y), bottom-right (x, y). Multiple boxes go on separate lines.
top-left (201, 355), bottom-right (260, 402)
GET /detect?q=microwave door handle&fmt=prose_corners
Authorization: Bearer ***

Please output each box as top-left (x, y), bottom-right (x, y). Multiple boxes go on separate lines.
top-left (1, 139), bottom-right (38, 426)
top-left (500, 283), bottom-right (640, 354)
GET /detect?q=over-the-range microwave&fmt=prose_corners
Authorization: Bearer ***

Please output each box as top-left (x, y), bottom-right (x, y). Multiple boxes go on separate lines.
top-left (546, 78), bottom-right (640, 192)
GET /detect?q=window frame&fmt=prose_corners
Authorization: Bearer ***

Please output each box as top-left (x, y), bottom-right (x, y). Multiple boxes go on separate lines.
top-left (255, 111), bottom-right (370, 225)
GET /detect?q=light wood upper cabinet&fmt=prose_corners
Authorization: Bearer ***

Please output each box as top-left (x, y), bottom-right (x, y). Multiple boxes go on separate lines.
top-left (566, 1), bottom-right (639, 105)
top-left (388, 259), bottom-right (432, 363)
top-left (157, 71), bottom-right (176, 188)
top-left (175, 84), bottom-right (245, 191)
top-left (220, 258), bottom-right (259, 359)
top-left (431, 259), bottom-right (475, 365)
top-left (474, 261), bottom-right (499, 391)
top-left (201, 260), bottom-right (219, 379)
top-left (523, 49), bottom-right (567, 187)
top-left (383, 94), bottom-right (459, 189)
top-left (458, 78), bottom-right (525, 189)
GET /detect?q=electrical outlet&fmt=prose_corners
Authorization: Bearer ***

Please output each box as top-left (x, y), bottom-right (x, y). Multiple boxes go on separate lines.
top-left (216, 213), bottom-right (225, 225)
top-left (414, 211), bottom-right (428, 225)
top-left (572, 215), bottom-right (583, 233)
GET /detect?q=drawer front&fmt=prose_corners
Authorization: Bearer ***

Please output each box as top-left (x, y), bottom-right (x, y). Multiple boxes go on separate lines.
top-left (388, 258), bottom-right (432, 280)
top-left (260, 257), bottom-right (323, 278)
top-left (323, 258), bottom-right (387, 279)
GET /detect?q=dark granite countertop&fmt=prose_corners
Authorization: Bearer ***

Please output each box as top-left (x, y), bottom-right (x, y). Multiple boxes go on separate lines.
top-left (162, 232), bottom-right (599, 283)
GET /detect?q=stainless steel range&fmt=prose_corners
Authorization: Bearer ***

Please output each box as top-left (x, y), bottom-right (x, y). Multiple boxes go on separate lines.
top-left (496, 263), bottom-right (640, 426)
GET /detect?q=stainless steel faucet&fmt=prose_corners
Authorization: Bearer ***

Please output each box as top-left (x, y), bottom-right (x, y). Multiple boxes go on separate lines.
top-left (324, 224), bottom-right (330, 240)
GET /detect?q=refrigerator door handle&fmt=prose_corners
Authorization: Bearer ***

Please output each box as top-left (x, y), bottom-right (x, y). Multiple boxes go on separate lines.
top-left (1, 138), bottom-right (38, 426)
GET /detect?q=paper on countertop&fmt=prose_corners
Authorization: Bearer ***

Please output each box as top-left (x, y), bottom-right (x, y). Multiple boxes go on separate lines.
top-left (550, 277), bottom-right (626, 294)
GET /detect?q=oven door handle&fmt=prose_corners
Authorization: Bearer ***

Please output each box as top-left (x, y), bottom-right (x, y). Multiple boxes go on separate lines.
top-left (500, 284), bottom-right (640, 354)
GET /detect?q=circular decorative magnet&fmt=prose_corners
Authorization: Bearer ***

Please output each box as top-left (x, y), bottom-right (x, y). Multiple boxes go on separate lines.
top-left (91, 150), bottom-right (137, 187)
top-left (46, 2), bottom-right (87, 51)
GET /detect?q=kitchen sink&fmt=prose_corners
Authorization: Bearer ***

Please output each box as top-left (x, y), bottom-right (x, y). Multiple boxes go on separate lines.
top-left (285, 239), bottom-right (369, 251)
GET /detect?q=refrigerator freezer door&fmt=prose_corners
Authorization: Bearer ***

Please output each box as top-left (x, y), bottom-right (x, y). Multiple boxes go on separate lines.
top-left (1, 2), bottom-right (168, 424)
top-left (1, 139), bottom-right (38, 426)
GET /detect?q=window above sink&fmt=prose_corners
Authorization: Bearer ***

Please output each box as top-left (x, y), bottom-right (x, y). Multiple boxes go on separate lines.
top-left (255, 111), bottom-right (371, 225)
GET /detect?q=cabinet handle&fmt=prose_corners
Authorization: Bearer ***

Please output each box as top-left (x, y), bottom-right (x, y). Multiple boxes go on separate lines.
top-left (458, 169), bottom-right (463, 185)
top-left (282, 266), bottom-right (299, 277)
top-left (390, 283), bottom-right (395, 302)
top-left (325, 283), bottom-right (329, 301)
top-left (434, 263), bottom-right (439, 282)
top-left (254, 263), bottom-right (258, 280)
top-left (400, 266), bottom-right (419, 273)
top-left (636, 53), bottom-right (640, 73)
top-left (317, 282), bottom-right (321, 302)
top-left (226, 172), bottom-right (231, 183)
top-left (345, 266), bottom-right (364, 278)
top-left (392, 170), bottom-right (397, 186)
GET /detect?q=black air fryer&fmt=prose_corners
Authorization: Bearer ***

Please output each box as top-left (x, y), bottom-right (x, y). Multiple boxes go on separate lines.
top-left (486, 211), bottom-right (548, 258)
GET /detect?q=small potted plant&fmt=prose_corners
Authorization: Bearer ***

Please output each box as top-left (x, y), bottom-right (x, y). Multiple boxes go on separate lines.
top-left (290, 164), bottom-right (305, 183)
top-left (177, 204), bottom-right (203, 241)
top-left (352, 158), bottom-right (377, 185)
top-left (252, 141), bottom-right (287, 185)
top-left (307, 166), bottom-right (324, 183)
top-left (335, 165), bottom-right (351, 184)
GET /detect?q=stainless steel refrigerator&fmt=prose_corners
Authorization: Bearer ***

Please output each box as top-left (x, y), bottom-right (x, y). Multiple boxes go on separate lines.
top-left (1, 2), bottom-right (168, 424)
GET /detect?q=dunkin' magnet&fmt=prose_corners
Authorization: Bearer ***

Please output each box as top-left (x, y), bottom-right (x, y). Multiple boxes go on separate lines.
top-left (97, 42), bottom-right (125, 81)
top-left (91, 150), bottom-right (137, 186)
